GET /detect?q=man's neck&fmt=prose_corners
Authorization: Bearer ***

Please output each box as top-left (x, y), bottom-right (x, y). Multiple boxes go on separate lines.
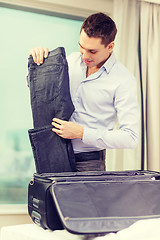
top-left (86, 53), bottom-right (111, 77)
top-left (86, 66), bottom-right (99, 77)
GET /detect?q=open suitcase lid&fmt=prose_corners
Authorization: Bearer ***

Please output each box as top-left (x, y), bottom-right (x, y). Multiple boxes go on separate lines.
top-left (50, 180), bottom-right (160, 234)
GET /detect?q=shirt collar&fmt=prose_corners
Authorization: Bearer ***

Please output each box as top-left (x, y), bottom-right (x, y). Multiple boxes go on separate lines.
top-left (103, 51), bottom-right (117, 73)
top-left (80, 51), bottom-right (117, 74)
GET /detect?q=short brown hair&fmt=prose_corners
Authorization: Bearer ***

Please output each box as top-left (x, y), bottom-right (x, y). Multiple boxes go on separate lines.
top-left (81, 12), bottom-right (117, 47)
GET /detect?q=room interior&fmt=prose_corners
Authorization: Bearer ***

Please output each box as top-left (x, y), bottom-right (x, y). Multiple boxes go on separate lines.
top-left (0, 0), bottom-right (160, 237)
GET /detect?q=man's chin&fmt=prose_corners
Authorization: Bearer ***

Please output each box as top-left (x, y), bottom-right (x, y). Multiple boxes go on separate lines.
top-left (84, 62), bottom-right (95, 68)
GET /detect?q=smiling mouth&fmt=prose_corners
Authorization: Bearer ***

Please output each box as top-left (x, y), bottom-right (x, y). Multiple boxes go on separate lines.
top-left (83, 59), bottom-right (93, 64)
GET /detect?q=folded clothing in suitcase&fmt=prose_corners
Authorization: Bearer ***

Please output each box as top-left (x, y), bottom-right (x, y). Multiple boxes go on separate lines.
top-left (28, 170), bottom-right (160, 233)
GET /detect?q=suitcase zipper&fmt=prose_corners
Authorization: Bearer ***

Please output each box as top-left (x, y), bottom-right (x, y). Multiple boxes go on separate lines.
top-left (29, 176), bottom-right (56, 185)
top-left (30, 175), bottom-right (54, 184)
top-left (29, 177), bottom-right (34, 185)
top-left (29, 173), bottom-right (159, 186)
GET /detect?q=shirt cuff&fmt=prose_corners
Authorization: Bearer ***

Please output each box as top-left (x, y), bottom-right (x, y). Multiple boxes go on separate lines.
top-left (82, 127), bottom-right (98, 146)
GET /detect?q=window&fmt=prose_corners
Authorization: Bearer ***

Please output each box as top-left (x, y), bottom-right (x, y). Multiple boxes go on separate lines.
top-left (0, 7), bottom-right (82, 204)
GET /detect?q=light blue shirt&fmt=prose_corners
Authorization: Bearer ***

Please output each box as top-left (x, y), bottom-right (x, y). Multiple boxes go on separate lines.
top-left (67, 52), bottom-right (140, 153)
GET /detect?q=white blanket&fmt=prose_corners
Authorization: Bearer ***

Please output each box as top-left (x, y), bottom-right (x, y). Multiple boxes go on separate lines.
top-left (1, 218), bottom-right (160, 240)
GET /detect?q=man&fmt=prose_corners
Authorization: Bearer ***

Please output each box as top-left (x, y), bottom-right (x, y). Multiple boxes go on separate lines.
top-left (29, 12), bottom-right (139, 171)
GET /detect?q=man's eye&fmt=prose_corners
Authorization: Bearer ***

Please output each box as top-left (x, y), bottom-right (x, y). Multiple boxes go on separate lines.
top-left (90, 51), bottom-right (97, 54)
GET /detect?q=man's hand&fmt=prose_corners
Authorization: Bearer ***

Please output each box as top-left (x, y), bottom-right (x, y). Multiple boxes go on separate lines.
top-left (29, 47), bottom-right (49, 65)
top-left (52, 118), bottom-right (84, 139)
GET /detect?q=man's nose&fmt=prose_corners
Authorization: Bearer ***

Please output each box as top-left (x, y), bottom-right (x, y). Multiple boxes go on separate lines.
top-left (82, 50), bottom-right (90, 59)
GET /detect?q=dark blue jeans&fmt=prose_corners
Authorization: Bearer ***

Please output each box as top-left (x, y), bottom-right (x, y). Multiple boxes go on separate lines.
top-left (28, 47), bottom-right (76, 173)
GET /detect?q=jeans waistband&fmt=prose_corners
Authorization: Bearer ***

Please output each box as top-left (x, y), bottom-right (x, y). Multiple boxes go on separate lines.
top-left (75, 150), bottom-right (104, 162)
top-left (28, 47), bottom-right (66, 66)
top-left (48, 47), bottom-right (66, 57)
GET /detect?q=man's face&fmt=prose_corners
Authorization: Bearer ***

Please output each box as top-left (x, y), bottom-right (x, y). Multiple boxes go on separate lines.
top-left (79, 29), bottom-right (114, 69)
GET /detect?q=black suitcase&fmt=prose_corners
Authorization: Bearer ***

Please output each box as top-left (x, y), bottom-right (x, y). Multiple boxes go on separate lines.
top-left (28, 170), bottom-right (160, 234)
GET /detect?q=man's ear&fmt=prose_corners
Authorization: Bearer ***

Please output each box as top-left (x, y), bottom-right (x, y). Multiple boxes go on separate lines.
top-left (107, 41), bottom-right (115, 52)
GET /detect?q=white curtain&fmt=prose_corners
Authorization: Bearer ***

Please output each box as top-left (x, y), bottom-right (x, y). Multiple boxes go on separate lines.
top-left (107, 0), bottom-right (142, 171)
top-left (139, 1), bottom-right (160, 171)
top-left (108, 0), bottom-right (160, 172)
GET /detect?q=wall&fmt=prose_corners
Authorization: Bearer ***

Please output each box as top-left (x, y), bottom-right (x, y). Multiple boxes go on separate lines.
top-left (0, 215), bottom-right (32, 229)
top-left (0, 205), bottom-right (32, 229)
top-left (0, 0), bottom-right (113, 18)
